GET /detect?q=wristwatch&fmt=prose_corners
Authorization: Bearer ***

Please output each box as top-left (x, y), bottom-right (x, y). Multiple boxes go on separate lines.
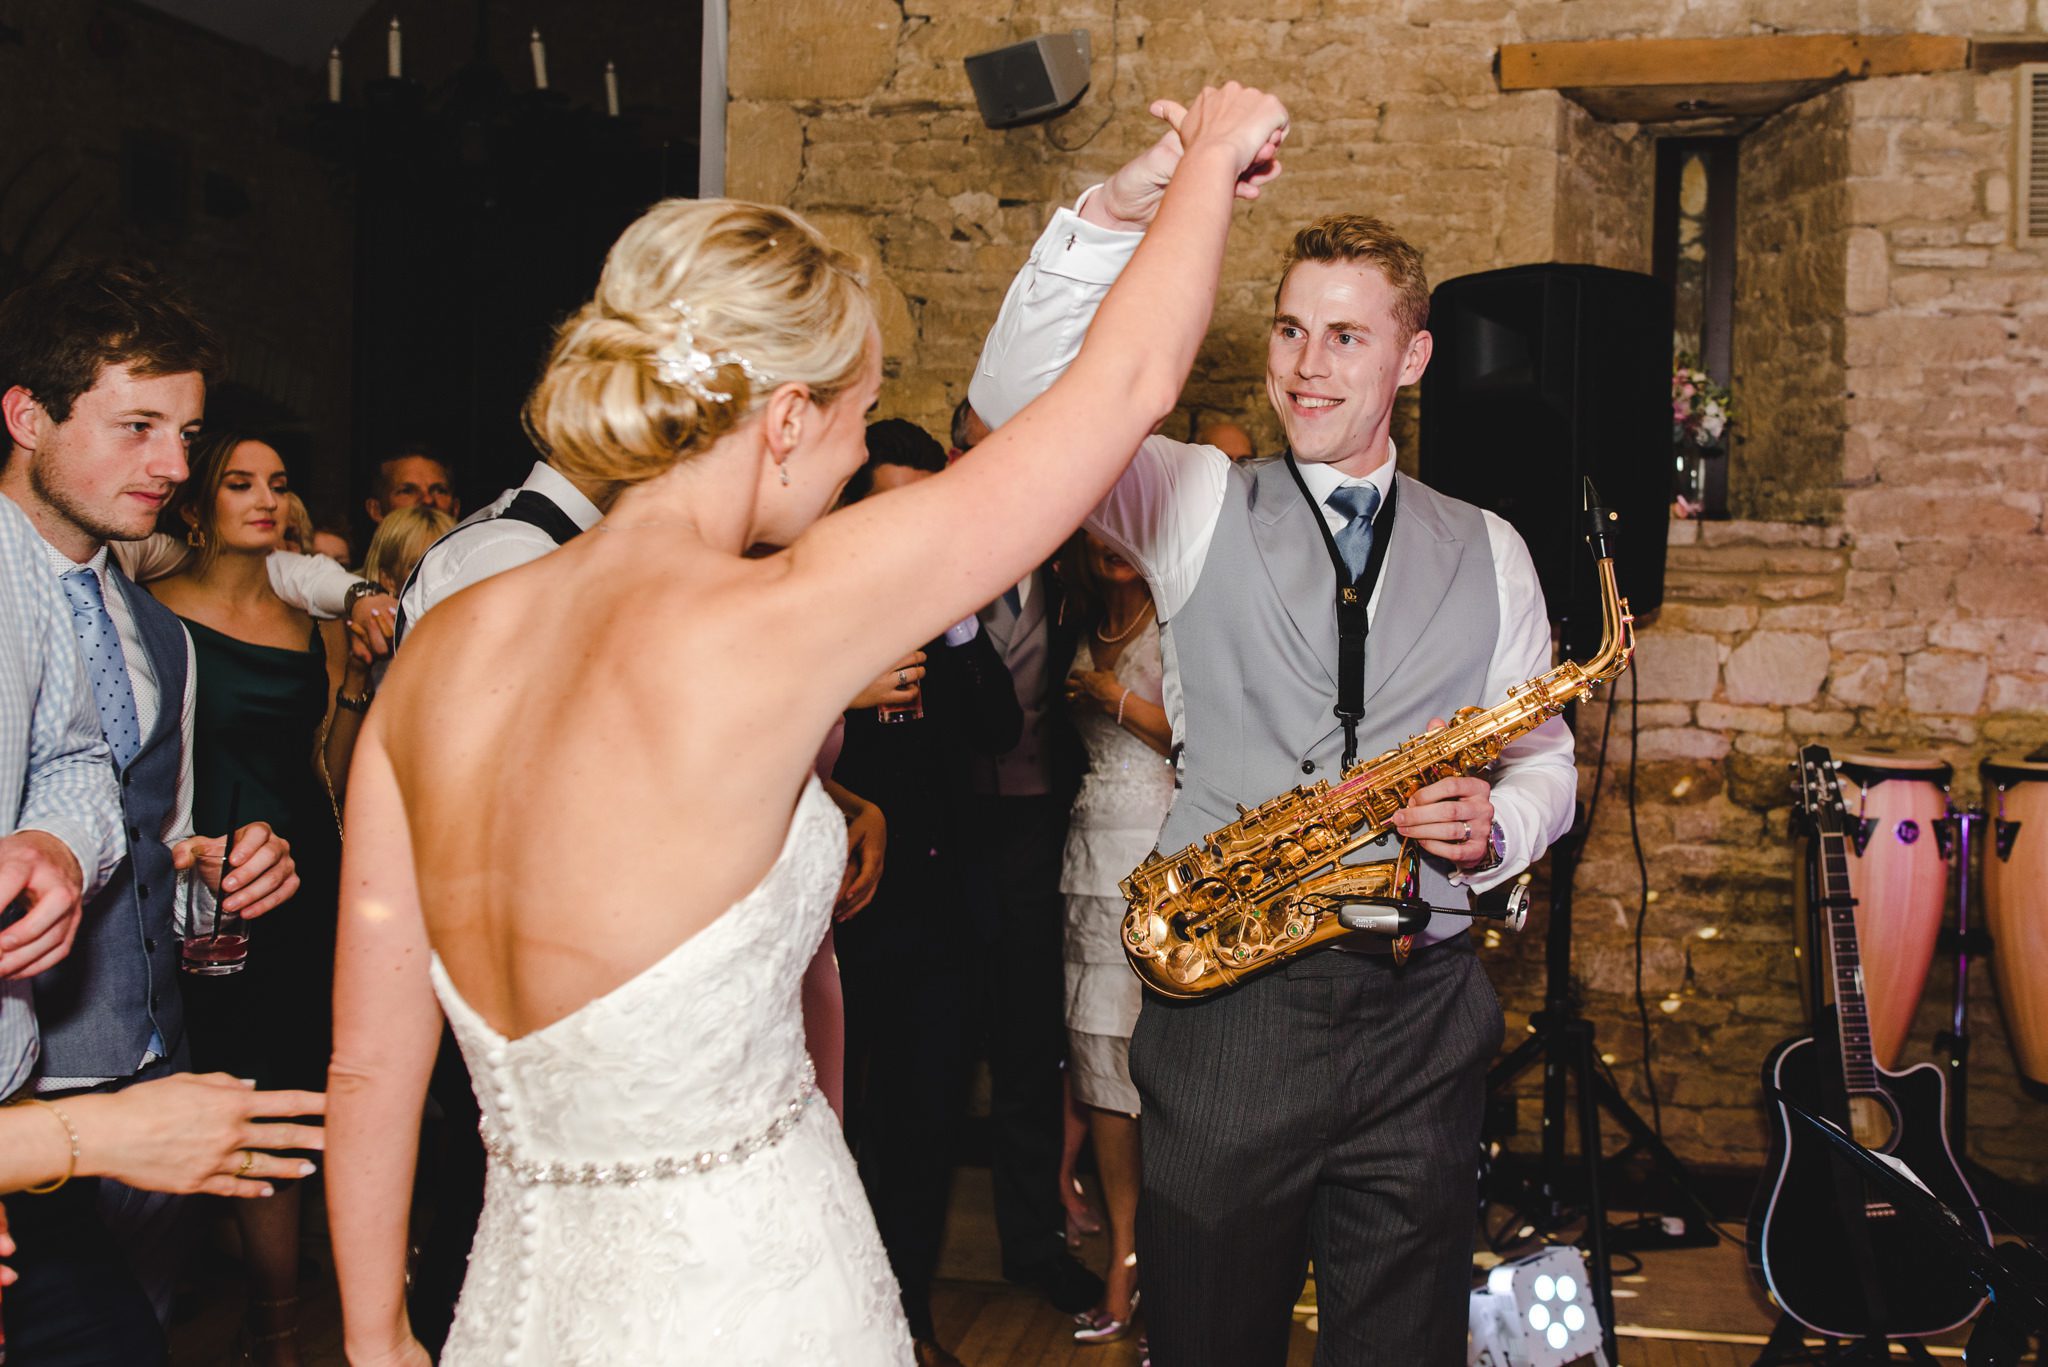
top-left (341, 578), bottom-right (380, 615)
top-left (1472, 819), bottom-right (1506, 873)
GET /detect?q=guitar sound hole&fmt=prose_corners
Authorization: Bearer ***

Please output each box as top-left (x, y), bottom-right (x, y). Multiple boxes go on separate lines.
top-left (1846, 1094), bottom-right (1896, 1151)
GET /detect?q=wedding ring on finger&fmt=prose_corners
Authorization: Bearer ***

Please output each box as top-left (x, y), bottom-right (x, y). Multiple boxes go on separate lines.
top-left (234, 1149), bottom-right (255, 1177)
top-left (896, 669), bottom-right (907, 687)
top-left (1461, 820), bottom-right (1472, 843)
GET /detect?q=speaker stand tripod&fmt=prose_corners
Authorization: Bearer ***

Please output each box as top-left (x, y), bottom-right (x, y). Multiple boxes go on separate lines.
top-left (1484, 790), bottom-right (1722, 1367)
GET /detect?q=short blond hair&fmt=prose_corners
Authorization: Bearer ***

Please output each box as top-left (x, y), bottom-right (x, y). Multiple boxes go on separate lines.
top-left (524, 198), bottom-right (874, 490)
top-left (1278, 215), bottom-right (1431, 342)
top-left (279, 491), bottom-right (315, 554)
top-left (363, 504), bottom-right (455, 593)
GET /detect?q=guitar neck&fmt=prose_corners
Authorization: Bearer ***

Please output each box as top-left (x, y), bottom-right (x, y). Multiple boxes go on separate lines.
top-left (1816, 828), bottom-right (1879, 1094)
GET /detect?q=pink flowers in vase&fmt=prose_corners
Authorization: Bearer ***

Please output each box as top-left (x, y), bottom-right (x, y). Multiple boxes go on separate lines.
top-left (1672, 353), bottom-right (1735, 451)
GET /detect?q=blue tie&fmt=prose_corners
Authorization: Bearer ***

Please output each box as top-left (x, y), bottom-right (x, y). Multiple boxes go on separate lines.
top-left (1002, 583), bottom-right (1023, 615)
top-left (61, 568), bottom-right (144, 768)
top-left (1324, 482), bottom-right (1383, 582)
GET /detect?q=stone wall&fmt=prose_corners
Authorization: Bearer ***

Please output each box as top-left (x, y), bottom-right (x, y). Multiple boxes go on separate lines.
top-left (1733, 92), bottom-right (1851, 523)
top-left (731, 0), bottom-right (2048, 1184)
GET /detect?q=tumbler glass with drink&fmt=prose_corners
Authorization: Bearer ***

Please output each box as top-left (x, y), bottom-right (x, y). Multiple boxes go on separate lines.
top-left (183, 784), bottom-right (249, 975)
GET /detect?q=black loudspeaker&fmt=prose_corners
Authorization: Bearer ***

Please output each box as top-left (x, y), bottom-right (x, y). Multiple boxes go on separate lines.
top-left (1418, 264), bottom-right (1672, 662)
top-left (964, 31), bottom-right (1092, 129)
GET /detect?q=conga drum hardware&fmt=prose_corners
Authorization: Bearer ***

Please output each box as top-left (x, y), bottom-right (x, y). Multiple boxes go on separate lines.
top-left (1980, 755), bottom-right (2048, 1092)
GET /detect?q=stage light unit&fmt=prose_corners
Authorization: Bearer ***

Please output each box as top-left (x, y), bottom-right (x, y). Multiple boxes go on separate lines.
top-left (1469, 1245), bottom-right (1610, 1367)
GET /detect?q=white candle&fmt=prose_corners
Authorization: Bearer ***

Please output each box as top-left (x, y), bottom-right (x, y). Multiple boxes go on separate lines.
top-left (387, 16), bottom-right (401, 79)
top-left (530, 29), bottom-right (548, 90)
top-left (328, 46), bottom-right (342, 102)
top-left (604, 61), bottom-right (619, 117)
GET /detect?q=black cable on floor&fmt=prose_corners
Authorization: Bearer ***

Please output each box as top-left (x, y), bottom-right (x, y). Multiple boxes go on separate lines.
top-left (1628, 662), bottom-right (1662, 1142)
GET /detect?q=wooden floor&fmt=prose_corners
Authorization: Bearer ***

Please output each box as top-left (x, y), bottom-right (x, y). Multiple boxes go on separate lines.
top-left (165, 1171), bottom-right (2032, 1365)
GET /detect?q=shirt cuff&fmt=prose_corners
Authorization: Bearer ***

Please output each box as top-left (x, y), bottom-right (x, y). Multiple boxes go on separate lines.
top-left (11, 824), bottom-right (106, 901)
top-left (1034, 194), bottom-right (1145, 286)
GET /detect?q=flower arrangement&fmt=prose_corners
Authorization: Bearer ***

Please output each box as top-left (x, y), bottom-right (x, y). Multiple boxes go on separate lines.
top-left (1672, 353), bottom-right (1734, 450)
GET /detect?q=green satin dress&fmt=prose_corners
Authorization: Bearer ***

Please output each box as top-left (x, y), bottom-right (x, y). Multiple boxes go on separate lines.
top-left (177, 617), bottom-right (343, 1094)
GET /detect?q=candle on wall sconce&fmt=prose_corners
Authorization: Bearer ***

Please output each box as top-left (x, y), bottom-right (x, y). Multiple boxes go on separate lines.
top-left (604, 60), bottom-right (619, 117)
top-left (328, 46), bottom-right (342, 102)
top-left (530, 29), bottom-right (549, 90)
top-left (387, 16), bottom-right (401, 79)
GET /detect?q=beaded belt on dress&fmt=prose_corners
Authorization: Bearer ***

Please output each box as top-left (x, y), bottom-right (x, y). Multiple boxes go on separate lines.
top-left (480, 1058), bottom-right (818, 1187)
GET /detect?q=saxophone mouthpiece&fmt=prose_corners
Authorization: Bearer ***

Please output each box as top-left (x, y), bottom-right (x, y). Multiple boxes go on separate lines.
top-left (1582, 477), bottom-right (1615, 560)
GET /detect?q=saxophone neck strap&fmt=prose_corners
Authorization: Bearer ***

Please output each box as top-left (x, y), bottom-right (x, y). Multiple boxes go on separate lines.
top-left (1281, 454), bottom-right (1399, 770)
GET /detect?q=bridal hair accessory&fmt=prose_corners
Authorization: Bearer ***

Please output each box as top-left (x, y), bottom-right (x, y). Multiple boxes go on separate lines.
top-left (653, 300), bottom-right (768, 406)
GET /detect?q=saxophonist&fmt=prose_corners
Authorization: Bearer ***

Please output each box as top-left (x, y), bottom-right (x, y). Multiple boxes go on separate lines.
top-left (968, 107), bottom-right (1578, 1365)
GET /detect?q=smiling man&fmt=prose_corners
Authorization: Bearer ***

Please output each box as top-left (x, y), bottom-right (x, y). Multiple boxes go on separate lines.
top-left (970, 113), bottom-right (1577, 1365)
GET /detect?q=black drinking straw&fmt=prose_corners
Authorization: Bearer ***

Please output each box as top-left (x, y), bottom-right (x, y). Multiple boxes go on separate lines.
top-left (217, 781), bottom-right (243, 930)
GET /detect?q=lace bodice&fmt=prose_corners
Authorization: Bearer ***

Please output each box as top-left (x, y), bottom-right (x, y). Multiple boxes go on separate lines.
top-left (430, 778), bottom-right (911, 1365)
top-left (1062, 619), bottom-right (1176, 899)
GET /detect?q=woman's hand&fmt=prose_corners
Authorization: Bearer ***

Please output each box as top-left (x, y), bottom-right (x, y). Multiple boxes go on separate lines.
top-left (1162, 82), bottom-right (1289, 196)
top-left (68, 1072), bottom-right (326, 1196)
top-left (172, 821), bottom-right (299, 918)
top-left (847, 650), bottom-right (927, 711)
top-left (1063, 668), bottom-right (1123, 716)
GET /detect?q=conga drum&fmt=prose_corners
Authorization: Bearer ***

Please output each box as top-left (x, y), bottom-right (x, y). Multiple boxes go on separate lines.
top-left (1833, 750), bottom-right (1952, 1069)
top-left (1981, 755), bottom-right (2048, 1089)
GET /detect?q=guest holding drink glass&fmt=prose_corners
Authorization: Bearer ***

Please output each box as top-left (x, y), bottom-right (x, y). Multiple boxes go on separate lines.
top-left (147, 429), bottom-right (366, 1367)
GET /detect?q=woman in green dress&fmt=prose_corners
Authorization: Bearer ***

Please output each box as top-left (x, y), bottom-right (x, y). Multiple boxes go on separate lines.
top-left (151, 430), bottom-right (370, 1367)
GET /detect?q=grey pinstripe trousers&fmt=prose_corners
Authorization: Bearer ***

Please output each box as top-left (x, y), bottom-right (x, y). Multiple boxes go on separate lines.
top-left (1130, 937), bottom-right (1504, 1367)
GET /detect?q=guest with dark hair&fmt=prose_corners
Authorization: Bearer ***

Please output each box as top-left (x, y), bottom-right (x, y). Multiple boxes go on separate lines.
top-left (147, 429), bottom-right (368, 1366)
top-left (0, 259), bottom-right (302, 1363)
top-left (833, 420), bottom-right (1023, 1367)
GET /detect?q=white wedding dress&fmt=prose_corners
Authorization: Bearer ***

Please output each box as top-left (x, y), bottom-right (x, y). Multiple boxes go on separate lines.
top-left (429, 777), bottom-right (913, 1365)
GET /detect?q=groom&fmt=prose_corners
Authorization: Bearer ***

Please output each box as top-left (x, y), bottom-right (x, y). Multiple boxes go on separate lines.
top-left (970, 115), bottom-right (1577, 1363)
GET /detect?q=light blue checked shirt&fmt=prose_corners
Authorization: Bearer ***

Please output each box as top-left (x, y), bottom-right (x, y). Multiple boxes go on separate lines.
top-left (0, 496), bottom-right (124, 1097)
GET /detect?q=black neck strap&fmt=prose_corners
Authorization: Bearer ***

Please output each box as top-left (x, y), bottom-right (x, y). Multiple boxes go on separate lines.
top-left (1281, 455), bottom-right (1399, 770)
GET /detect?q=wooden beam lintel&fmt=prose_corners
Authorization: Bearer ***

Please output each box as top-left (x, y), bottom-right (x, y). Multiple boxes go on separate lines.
top-left (1501, 33), bottom-right (1971, 93)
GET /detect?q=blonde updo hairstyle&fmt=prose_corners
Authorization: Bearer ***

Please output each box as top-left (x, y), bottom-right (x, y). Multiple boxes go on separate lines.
top-left (524, 198), bottom-right (874, 491)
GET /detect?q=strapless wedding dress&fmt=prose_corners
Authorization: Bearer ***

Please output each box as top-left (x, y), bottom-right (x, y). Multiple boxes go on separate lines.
top-left (430, 778), bottom-right (912, 1364)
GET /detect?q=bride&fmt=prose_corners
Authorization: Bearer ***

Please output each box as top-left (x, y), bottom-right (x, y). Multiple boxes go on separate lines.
top-left (324, 83), bottom-right (1289, 1366)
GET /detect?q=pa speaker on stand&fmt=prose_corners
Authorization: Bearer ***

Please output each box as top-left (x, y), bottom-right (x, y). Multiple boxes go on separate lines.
top-left (1420, 264), bottom-right (1708, 1365)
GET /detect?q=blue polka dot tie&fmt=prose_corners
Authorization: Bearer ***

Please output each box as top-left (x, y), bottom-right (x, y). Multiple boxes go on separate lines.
top-left (61, 567), bottom-right (144, 769)
top-left (1324, 482), bottom-right (1383, 582)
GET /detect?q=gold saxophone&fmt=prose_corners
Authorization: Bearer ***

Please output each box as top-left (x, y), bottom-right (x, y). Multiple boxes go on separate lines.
top-left (1119, 504), bottom-right (1636, 1000)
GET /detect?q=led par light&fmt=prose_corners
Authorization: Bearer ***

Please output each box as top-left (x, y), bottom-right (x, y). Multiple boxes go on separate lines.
top-left (1469, 1245), bottom-right (1610, 1367)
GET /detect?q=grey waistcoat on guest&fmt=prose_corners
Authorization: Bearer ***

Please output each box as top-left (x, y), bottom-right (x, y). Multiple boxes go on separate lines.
top-left (1157, 460), bottom-right (1500, 945)
top-left (33, 567), bottom-right (188, 1078)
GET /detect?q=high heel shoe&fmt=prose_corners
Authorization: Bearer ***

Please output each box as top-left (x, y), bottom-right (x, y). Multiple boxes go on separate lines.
top-left (1072, 1289), bottom-right (1141, 1345)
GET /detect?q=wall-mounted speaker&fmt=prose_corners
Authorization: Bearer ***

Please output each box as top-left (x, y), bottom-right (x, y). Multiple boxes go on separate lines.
top-left (964, 31), bottom-right (1092, 129)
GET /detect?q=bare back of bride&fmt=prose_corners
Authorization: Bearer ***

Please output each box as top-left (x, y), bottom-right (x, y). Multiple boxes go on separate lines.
top-left (325, 83), bottom-right (1290, 1367)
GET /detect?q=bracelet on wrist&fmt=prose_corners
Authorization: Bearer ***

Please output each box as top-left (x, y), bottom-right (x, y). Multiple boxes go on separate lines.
top-left (10, 1095), bottom-right (80, 1193)
top-left (1115, 687), bottom-right (1131, 728)
top-left (335, 688), bottom-right (373, 714)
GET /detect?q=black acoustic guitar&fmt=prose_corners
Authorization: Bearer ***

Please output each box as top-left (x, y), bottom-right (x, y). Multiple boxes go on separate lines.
top-left (1747, 744), bottom-right (1990, 1339)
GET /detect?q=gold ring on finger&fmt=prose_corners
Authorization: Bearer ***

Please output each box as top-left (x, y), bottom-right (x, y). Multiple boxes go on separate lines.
top-left (1461, 820), bottom-right (1471, 842)
top-left (235, 1149), bottom-right (255, 1176)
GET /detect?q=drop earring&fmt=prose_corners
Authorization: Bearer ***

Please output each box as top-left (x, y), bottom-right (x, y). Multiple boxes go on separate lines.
top-left (778, 463), bottom-right (791, 487)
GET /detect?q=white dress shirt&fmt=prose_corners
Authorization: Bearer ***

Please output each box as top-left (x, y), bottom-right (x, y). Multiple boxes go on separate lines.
top-left (0, 498), bottom-right (124, 1095)
top-left (969, 194), bottom-right (1577, 893)
top-left (35, 537), bottom-right (209, 1089)
top-left (399, 461), bottom-right (605, 626)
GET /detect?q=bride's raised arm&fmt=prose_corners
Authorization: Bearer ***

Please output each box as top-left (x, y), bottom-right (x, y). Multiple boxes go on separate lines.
top-left (772, 82), bottom-right (1287, 704)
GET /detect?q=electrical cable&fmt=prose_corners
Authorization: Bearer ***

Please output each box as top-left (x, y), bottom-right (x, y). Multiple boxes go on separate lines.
top-left (1627, 661), bottom-right (1662, 1142)
top-left (1042, 0), bottom-right (1119, 152)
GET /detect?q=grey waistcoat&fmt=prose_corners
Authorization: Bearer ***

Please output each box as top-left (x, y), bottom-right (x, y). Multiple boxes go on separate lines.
top-left (33, 567), bottom-right (188, 1078)
top-left (1157, 461), bottom-right (1500, 945)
